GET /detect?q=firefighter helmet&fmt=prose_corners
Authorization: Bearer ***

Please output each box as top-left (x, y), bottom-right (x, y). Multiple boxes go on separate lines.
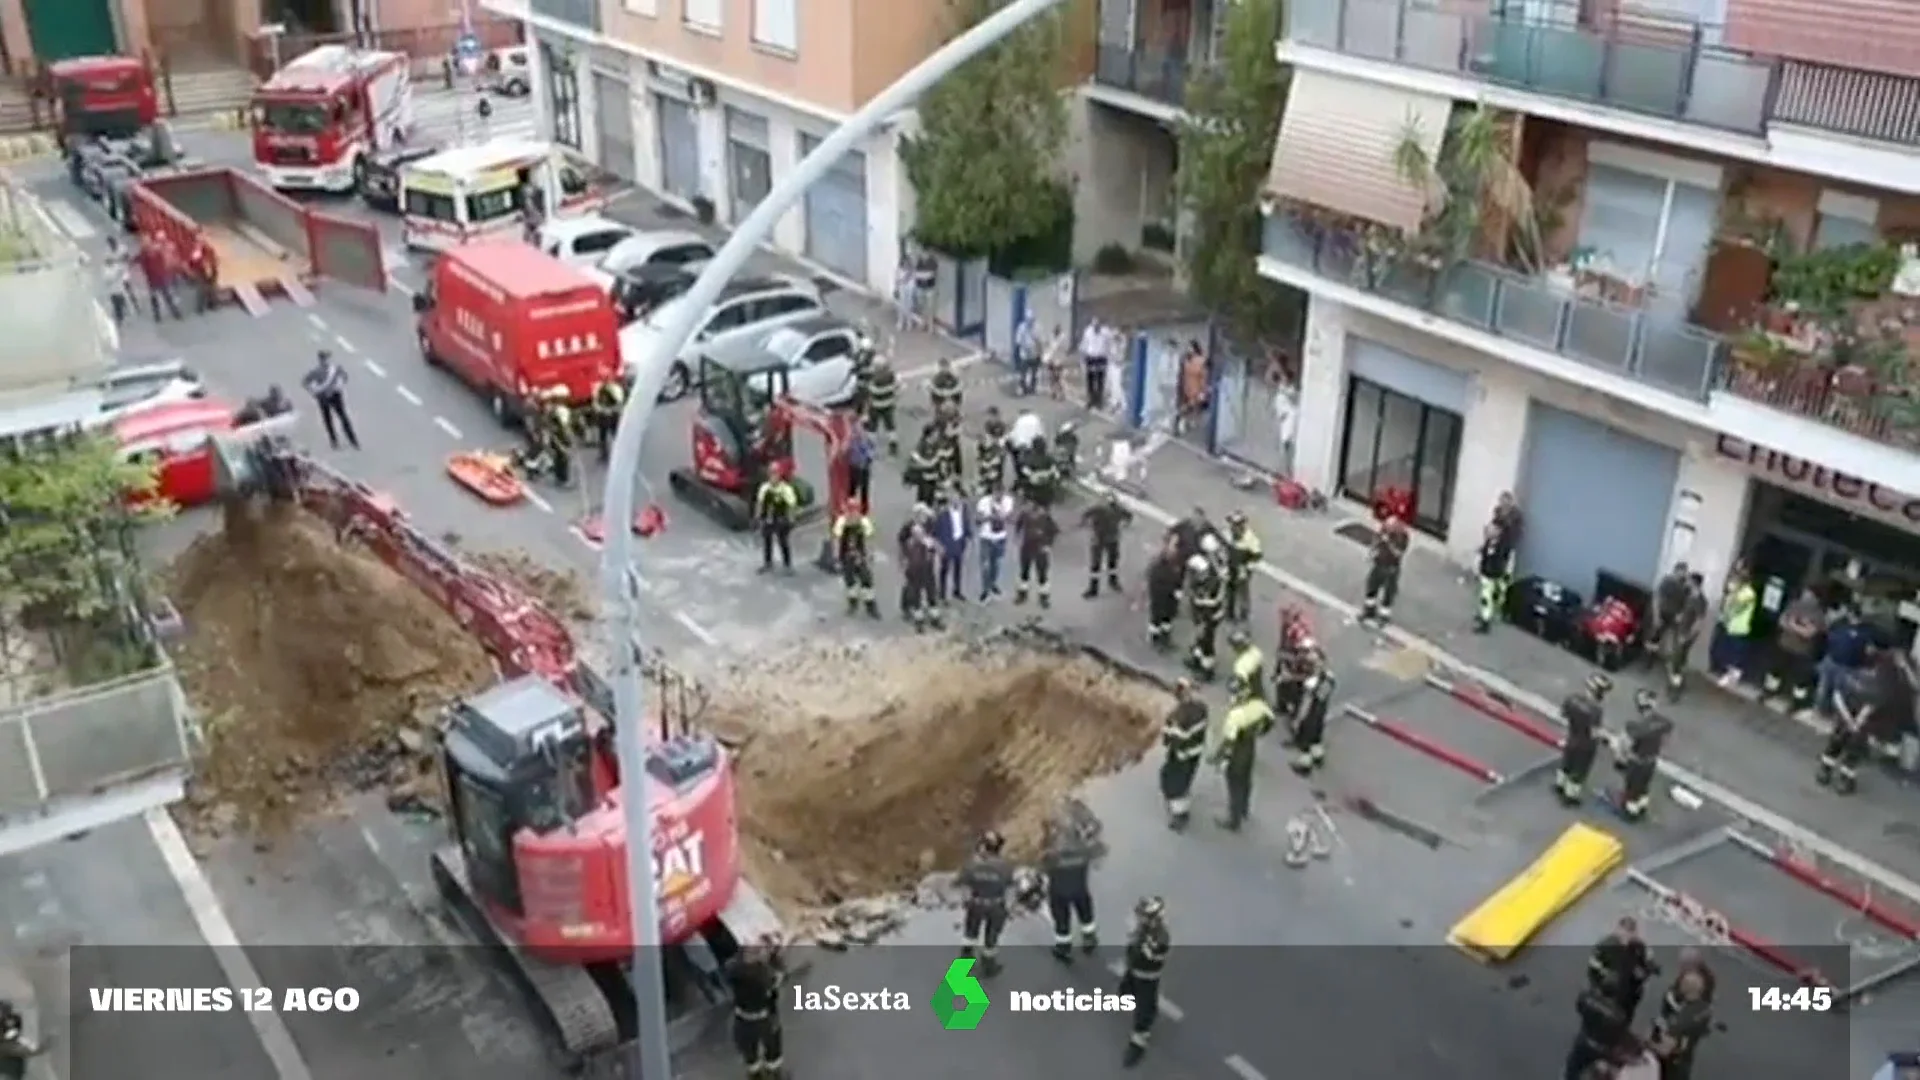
top-left (1228, 628), bottom-right (1251, 650)
top-left (1586, 673), bottom-right (1613, 698)
top-left (1226, 510), bottom-right (1247, 527)
top-left (978, 830), bottom-right (1006, 856)
top-left (1200, 533), bottom-right (1222, 556)
top-left (1134, 895), bottom-right (1166, 923)
top-left (1633, 688), bottom-right (1657, 713)
top-left (1185, 554), bottom-right (1209, 574)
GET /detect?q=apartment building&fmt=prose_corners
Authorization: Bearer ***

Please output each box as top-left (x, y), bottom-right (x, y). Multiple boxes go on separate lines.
top-left (485, 0), bottom-right (939, 294)
top-left (1259, 0), bottom-right (1920, 658)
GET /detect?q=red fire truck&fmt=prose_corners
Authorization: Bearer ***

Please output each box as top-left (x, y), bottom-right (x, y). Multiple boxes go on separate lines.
top-left (47, 55), bottom-right (159, 145)
top-left (250, 44), bottom-right (412, 194)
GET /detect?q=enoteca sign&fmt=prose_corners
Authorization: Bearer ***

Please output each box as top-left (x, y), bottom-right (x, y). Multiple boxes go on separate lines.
top-left (1717, 435), bottom-right (1920, 528)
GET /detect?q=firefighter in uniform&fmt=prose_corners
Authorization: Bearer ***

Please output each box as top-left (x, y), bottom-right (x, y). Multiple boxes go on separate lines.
top-left (1651, 566), bottom-right (1707, 700)
top-left (1360, 517), bottom-right (1410, 626)
top-left (1288, 647), bottom-right (1335, 776)
top-left (905, 429), bottom-right (942, 506)
top-left (1474, 519), bottom-right (1517, 632)
top-left (1184, 553), bottom-right (1227, 679)
top-left (1119, 896), bottom-right (1171, 1068)
top-left (1016, 437), bottom-right (1060, 507)
top-left (976, 407), bottom-right (1009, 493)
top-left (1158, 681), bottom-right (1207, 830)
top-left (862, 355), bottom-right (901, 454)
top-left (1213, 693), bottom-right (1271, 830)
top-left (929, 355), bottom-right (964, 418)
top-left (957, 830), bottom-right (1014, 976)
top-left (1648, 963), bottom-right (1713, 1080)
top-left (1817, 662), bottom-right (1884, 794)
top-left (540, 387), bottom-right (577, 487)
top-left (1227, 628), bottom-right (1265, 708)
top-left (1014, 501), bottom-right (1058, 607)
top-left (1146, 536), bottom-right (1184, 650)
top-left (1224, 511), bottom-right (1263, 623)
top-left (1565, 975), bottom-right (1632, 1080)
top-left (1556, 674), bottom-right (1611, 804)
top-left (899, 513), bottom-right (942, 630)
top-left (1271, 610), bottom-right (1316, 719)
top-left (1081, 492), bottom-right (1132, 598)
top-left (1588, 916), bottom-right (1657, 1020)
top-left (1614, 690), bottom-right (1673, 821)
top-left (931, 414), bottom-right (964, 492)
top-left (832, 502), bottom-right (879, 618)
top-left (755, 463), bottom-right (799, 573)
top-left (724, 938), bottom-right (786, 1080)
top-left (1042, 808), bottom-right (1099, 961)
top-left (590, 377), bottom-right (625, 463)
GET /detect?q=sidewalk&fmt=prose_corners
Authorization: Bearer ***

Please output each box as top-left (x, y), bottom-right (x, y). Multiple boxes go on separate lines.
top-left (962, 367), bottom-right (1920, 893)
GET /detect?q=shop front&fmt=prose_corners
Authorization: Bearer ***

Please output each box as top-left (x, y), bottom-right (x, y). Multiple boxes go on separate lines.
top-left (1335, 340), bottom-right (1467, 538)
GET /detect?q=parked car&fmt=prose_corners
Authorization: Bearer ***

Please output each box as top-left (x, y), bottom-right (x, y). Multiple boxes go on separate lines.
top-left (585, 229), bottom-right (715, 290)
top-left (705, 313), bottom-right (865, 408)
top-left (537, 215), bottom-right (637, 269)
top-left (359, 142), bottom-right (444, 212)
top-left (483, 46), bottom-right (532, 96)
top-left (618, 275), bottom-right (824, 401)
top-left (609, 263), bottom-right (698, 325)
top-left (98, 358), bottom-right (206, 417)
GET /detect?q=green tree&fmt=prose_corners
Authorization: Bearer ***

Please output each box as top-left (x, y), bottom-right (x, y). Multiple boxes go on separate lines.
top-left (1177, 0), bottom-right (1292, 338)
top-left (901, 0), bottom-right (1069, 259)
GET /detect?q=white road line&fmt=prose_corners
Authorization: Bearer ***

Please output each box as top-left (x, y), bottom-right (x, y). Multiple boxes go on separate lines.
top-left (306, 313), bottom-right (328, 331)
top-left (433, 416), bottom-right (462, 439)
top-left (146, 810), bottom-right (314, 1080)
top-left (1082, 476), bottom-right (1920, 904)
top-left (362, 359), bottom-right (387, 377)
top-left (394, 385), bottom-right (423, 407)
top-left (674, 612), bottom-right (719, 646)
top-left (1224, 1054), bottom-right (1266, 1080)
top-left (333, 338), bottom-right (358, 354)
top-left (524, 489), bottom-right (554, 514)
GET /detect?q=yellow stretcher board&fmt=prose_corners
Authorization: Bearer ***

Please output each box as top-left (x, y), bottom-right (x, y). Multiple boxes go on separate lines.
top-left (1448, 822), bottom-right (1625, 964)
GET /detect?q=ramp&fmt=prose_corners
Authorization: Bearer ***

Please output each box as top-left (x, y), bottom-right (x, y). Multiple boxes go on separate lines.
top-left (231, 281), bottom-right (269, 316)
top-left (1448, 822), bottom-right (1625, 963)
top-left (280, 276), bottom-right (316, 307)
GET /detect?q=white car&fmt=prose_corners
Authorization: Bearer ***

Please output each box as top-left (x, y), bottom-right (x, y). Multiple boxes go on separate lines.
top-left (716, 315), bottom-right (865, 408)
top-left (98, 359), bottom-right (206, 418)
top-left (483, 46), bottom-right (532, 96)
top-left (583, 229), bottom-right (716, 290)
top-left (537, 216), bottom-right (636, 268)
top-left (619, 275), bottom-right (824, 401)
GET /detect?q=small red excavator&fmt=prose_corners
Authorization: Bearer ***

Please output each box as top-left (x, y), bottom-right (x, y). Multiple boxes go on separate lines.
top-left (205, 431), bottom-right (780, 1066)
top-left (668, 351), bottom-right (854, 532)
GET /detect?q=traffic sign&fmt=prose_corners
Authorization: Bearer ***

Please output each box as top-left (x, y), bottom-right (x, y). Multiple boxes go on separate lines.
top-left (454, 32), bottom-right (480, 60)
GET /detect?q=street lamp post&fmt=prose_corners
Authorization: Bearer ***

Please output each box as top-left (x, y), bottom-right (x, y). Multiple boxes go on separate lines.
top-left (594, 0), bottom-right (1070, 1075)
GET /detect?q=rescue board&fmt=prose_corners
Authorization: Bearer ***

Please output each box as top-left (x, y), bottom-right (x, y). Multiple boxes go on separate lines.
top-left (1447, 822), bottom-right (1624, 963)
top-left (446, 452), bottom-right (526, 505)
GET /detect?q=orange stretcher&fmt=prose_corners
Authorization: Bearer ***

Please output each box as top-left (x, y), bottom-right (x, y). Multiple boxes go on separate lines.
top-left (446, 451), bottom-right (527, 505)
top-left (576, 504), bottom-right (668, 543)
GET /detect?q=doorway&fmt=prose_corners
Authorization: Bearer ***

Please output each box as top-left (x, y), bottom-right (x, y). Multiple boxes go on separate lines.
top-left (266, 0), bottom-right (343, 34)
top-left (1743, 484), bottom-right (1920, 652)
top-left (1337, 375), bottom-right (1463, 538)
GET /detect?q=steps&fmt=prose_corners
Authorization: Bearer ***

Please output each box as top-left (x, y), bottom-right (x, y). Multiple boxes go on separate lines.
top-left (164, 66), bottom-right (257, 121)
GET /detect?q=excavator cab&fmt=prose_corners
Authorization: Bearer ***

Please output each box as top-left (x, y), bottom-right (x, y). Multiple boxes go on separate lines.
top-left (668, 352), bottom-right (819, 530)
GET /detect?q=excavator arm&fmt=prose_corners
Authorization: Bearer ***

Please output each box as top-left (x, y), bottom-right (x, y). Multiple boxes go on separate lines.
top-left (768, 396), bottom-right (854, 514)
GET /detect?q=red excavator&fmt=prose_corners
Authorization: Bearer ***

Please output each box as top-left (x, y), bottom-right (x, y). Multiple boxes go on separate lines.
top-left (205, 432), bottom-right (778, 1065)
top-left (668, 350), bottom-right (855, 531)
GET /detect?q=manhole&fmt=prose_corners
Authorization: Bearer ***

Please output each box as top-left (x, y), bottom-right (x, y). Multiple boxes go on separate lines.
top-left (1334, 521), bottom-right (1377, 546)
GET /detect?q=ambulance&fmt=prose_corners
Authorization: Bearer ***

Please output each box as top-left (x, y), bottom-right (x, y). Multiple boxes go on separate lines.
top-left (397, 140), bottom-right (601, 252)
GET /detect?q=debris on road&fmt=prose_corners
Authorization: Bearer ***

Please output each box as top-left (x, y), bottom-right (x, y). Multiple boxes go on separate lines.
top-left (468, 548), bottom-right (597, 621)
top-left (712, 634), bottom-right (1164, 915)
top-left (167, 507), bottom-right (494, 836)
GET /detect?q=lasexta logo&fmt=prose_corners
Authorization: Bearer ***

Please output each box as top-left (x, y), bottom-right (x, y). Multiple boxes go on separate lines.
top-left (930, 958), bottom-right (991, 1030)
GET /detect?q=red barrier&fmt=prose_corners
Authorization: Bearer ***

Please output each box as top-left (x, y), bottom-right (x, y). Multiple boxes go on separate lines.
top-left (1728, 830), bottom-right (1920, 941)
top-left (1638, 876), bottom-right (1829, 987)
top-left (1433, 676), bottom-right (1563, 750)
top-left (1347, 708), bottom-right (1502, 784)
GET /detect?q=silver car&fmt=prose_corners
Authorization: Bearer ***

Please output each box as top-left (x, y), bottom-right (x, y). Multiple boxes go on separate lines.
top-left (618, 275), bottom-right (825, 401)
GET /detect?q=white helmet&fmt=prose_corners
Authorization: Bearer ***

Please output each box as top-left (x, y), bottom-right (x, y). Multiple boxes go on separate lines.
top-left (1200, 534), bottom-right (1222, 555)
top-left (1186, 554), bottom-right (1208, 573)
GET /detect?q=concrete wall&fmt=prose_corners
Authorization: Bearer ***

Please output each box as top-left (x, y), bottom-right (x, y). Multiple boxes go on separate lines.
top-left (1066, 93), bottom-right (1173, 264)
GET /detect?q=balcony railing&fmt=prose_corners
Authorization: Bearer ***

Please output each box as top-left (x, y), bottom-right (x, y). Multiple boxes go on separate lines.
top-left (1719, 357), bottom-right (1920, 453)
top-left (1262, 214), bottom-right (1726, 400)
top-left (1093, 44), bottom-right (1197, 107)
top-left (0, 664), bottom-right (193, 823)
top-left (1285, 0), bottom-right (1778, 135)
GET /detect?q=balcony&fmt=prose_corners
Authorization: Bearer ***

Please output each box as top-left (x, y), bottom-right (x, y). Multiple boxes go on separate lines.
top-left (1093, 0), bottom-right (1220, 110)
top-left (1285, 0), bottom-right (1780, 135)
top-left (1094, 45), bottom-right (1198, 108)
top-left (1262, 210), bottom-right (1726, 400)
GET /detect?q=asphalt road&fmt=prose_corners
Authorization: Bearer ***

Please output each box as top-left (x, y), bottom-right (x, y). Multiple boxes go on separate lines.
top-left (3, 138), bottom-right (1913, 1080)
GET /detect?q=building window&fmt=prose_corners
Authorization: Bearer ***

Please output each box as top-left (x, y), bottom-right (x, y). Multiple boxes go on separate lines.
top-left (1338, 376), bottom-right (1462, 538)
top-left (1574, 161), bottom-right (1718, 313)
top-left (684, 0), bottom-right (722, 33)
top-left (1813, 190), bottom-right (1879, 250)
top-left (541, 41), bottom-right (582, 150)
top-left (625, 0), bottom-right (658, 15)
top-left (752, 0), bottom-right (798, 53)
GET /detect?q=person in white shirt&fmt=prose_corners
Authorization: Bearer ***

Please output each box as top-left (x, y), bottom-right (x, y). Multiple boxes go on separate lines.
top-left (1008, 410), bottom-right (1046, 452)
top-left (976, 491), bottom-right (1015, 600)
top-left (1078, 319), bottom-right (1109, 410)
top-left (1272, 385), bottom-right (1298, 475)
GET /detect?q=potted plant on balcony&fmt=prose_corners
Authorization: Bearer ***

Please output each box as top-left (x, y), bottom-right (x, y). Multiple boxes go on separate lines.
top-left (1390, 104), bottom-right (1546, 273)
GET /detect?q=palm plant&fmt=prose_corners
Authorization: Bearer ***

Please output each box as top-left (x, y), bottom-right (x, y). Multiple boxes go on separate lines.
top-left (1390, 104), bottom-right (1546, 272)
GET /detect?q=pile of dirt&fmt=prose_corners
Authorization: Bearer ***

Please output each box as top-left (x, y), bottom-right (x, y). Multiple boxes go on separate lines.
top-left (469, 549), bottom-right (597, 622)
top-left (168, 505), bottom-right (496, 835)
top-left (712, 639), bottom-right (1166, 912)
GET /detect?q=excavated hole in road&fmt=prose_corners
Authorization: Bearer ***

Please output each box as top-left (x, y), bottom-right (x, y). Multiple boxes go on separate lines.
top-left (714, 639), bottom-right (1167, 913)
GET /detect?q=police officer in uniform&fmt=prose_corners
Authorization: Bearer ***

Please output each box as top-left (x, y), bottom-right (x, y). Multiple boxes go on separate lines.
top-left (1474, 520), bottom-right (1517, 632)
top-left (1213, 692), bottom-right (1272, 830)
top-left (929, 355), bottom-right (963, 418)
top-left (724, 938), bottom-right (786, 1080)
top-left (1042, 807), bottom-right (1099, 961)
top-left (957, 830), bottom-right (1014, 976)
top-left (590, 377), bottom-right (625, 463)
top-left (1651, 568), bottom-right (1707, 701)
top-left (976, 407), bottom-right (1009, 493)
top-left (1227, 628), bottom-right (1265, 707)
top-left (1224, 511), bottom-right (1263, 623)
top-left (1184, 553), bottom-right (1227, 679)
top-left (1614, 690), bottom-right (1673, 821)
top-left (862, 355), bottom-right (902, 455)
top-left (1588, 916), bottom-right (1657, 1020)
top-left (755, 464), bottom-right (800, 573)
top-left (1146, 536), bottom-right (1183, 650)
top-left (832, 502), bottom-right (879, 618)
top-left (1289, 648), bottom-right (1335, 776)
top-left (1120, 896), bottom-right (1171, 1068)
top-left (1014, 500), bottom-right (1058, 608)
top-left (1081, 492), bottom-right (1132, 598)
top-left (1557, 674), bottom-right (1611, 805)
top-left (1158, 680), bottom-right (1207, 830)
top-left (1360, 517), bottom-right (1410, 626)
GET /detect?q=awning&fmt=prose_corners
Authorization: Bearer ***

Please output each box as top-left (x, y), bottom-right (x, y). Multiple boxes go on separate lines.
top-left (1264, 70), bottom-right (1453, 232)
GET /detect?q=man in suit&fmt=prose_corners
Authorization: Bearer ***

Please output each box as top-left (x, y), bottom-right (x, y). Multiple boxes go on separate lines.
top-left (933, 489), bottom-right (971, 606)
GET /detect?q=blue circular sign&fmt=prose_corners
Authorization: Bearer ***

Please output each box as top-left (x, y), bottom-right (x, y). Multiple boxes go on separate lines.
top-left (454, 32), bottom-right (480, 59)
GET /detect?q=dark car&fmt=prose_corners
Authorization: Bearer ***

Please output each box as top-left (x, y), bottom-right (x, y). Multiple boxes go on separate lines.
top-left (358, 143), bottom-right (443, 212)
top-left (609, 263), bottom-right (697, 325)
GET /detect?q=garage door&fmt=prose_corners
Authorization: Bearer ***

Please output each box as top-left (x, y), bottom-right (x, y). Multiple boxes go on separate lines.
top-left (24, 0), bottom-right (116, 60)
top-left (656, 95), bottom-right (701, 200)
top-left (593, 73), bottom-right (634, 180)
top-left (1518, 403), bottom-right (1679, 595)
top-left (799, 133), bottom-right (868, 283)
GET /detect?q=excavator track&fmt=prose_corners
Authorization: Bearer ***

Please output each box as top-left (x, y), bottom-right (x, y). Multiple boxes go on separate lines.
top-left (431, 846), bottom-right (623, 1065)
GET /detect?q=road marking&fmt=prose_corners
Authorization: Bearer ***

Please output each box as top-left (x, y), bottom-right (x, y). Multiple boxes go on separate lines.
top-left (1224, 1054), bottom-right (1266, 1080)
top-left (524, 489), bottom-right (554, 514)
top-left (897, 351), bottom-right (988, 383)
top-left (333, 338), bottom-right (359, 354)
top-left (306, 313), bottom-right (328, 331)
top-left (362, 359), bottom-right (387, 377)
top-left (1081, 476), bottom-right (1920, 905)
top-left (674, 612), bottom-right (719, 646)
top-left (433, 416), bottom-right (462, 439)
top-left (146, 810), bottom-right (314, 1080)
top-left (43, 199), bottom-right (97, 241)
top-left (1106, 960), bottom-right (1183, 1020)
top-left (394, 385), bottom-right (423, 406)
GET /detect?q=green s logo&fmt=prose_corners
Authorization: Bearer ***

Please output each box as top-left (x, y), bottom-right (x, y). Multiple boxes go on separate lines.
top-left (931, 958), bottom-right (991, 1030)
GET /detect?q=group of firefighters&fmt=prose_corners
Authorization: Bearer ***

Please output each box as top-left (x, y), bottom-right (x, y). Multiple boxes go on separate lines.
top-left (1569, 918), bottom-right (1717, 1080)
top-left (509, 378), bottom-right (629, 487)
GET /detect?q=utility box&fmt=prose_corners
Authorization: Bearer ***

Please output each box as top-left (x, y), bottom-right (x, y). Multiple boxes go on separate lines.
top-left (0, 175), bottom-right (112, 397)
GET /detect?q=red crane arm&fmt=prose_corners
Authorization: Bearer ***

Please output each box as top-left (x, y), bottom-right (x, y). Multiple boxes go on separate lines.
top-left (771, 397), bottom-right (854, 513)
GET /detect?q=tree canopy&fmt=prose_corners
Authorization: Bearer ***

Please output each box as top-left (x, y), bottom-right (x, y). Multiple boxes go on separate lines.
top-left (901, 0), bottom-right (1069, 259)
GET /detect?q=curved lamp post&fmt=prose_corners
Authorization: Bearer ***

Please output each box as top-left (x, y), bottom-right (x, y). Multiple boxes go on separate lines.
top-left (595, 0), bottom-right (1069, 1074)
